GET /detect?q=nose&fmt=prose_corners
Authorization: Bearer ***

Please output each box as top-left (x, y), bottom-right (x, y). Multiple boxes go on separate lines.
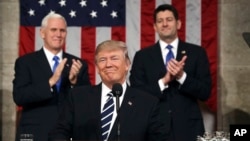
top-left (57, 31), bottom-right (62, 36)
top-left (163, 20), bottom-right (168, 26)
top-left (55, 29), bottom-right (63, 37)
top-left (105, 59), bottom-right (112, 67)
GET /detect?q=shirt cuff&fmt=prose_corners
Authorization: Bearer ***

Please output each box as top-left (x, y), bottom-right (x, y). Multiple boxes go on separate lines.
top-left (176, 72), bottom-right (187, 85)
top-left (158, 79), bottom-right (168, 91)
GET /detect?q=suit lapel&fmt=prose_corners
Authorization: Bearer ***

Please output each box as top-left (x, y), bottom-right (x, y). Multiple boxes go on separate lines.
top-left (56, 52), bottom-right (75, 89)
top-left (60, 53), bottom-right (70, 86)
top-left (150, 42), bottom-right (165, 67)
top-left (35, 48), bottom-right (53, 78)
top-left (176, 40), bottom-right (187, 61)
top-left (119, 87), bottom-right (136, 126)
top-left (109, 86), bottom-right (136, 140)
top-left (149, 42), bottom-right (167, 77)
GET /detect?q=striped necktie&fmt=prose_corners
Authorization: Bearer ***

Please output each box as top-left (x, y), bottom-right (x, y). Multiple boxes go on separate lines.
top-left (52, 56), bottom-right (61, 92)
top-left (166, 45), bottom-right (174, 66)
top-left (101, 92), bottom-right (114, 141)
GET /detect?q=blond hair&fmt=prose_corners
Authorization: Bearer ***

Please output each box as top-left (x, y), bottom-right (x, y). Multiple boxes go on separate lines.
top-left (95, 40), bottom-right (130, 64)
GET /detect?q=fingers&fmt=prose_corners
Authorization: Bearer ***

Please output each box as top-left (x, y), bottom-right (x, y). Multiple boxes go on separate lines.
top-left (71, 59), bottom-right (82, 74)
top-left (69, 59), bottom-right (82, 85)
top-left (167, 55), bottom-right (187, 78)
top-left (179, 55), bottom-right (187, 65)
top-left (54, 58), bottom-right (67, 75)
top-left (58, 58), bottom-right (67, 69)
top-left (49, 58), bottom-right (67, 87)
top-left (162, 70), bottom-right (174, 85)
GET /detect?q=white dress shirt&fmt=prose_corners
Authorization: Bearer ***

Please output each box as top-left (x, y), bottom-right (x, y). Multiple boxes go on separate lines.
top-left (157, 38), bottom-right (187, 91)
top-left (100, 82), bottom-right (126, 140)
top-left (43, 46), bottom-right (63, 71)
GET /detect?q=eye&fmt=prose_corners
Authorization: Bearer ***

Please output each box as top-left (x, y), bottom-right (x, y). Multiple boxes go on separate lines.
top-left (156, 19), bottom-right (163, 23)
top-left (166, 17), bottom-right (174, 22)
top-left (111, 56), bottom-right (119, 61)
top-left (60, 29), bottom-right (66, 33)
top-left (51, 28), bottom-right (57, 32)
top-left (98, 58), bottom-right (106, 63)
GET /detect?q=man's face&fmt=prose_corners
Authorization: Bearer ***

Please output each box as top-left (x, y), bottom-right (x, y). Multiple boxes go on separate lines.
top-left (96, 49), bottom-right (130, 86)
top-left (154, 10), bottom-right (181, 42)
top-left (40, 18), bottom-right (67, 52)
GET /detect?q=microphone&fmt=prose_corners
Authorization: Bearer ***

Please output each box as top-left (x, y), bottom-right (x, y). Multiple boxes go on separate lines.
top-left (112, 83), bottom-right (123, 98)
top-left (112, 83), bottom-right (123, 141)
top-left (112, 83), bottom-right (123, 114)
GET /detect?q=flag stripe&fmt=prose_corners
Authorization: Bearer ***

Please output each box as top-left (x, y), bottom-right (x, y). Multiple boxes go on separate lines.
top-left (19, 26), bottom-right (35, 56)
top-left (126, 0), bottom-right (141, 62)
top-left (112, 26), bottom-right (126, 41)
top-left (201, 0), bottom-right (218, 112)
top-left (172, 0), bottom-right (186, 41)
top-left (141, 0), bottom-right (156, 49)
top-left (35, 27), bottom-right (42, 51)
top-left (66, 27), bottom-right (81, 58)
top-left (186, 0), bottom-right (201, 45)
top-left (81, 27), bottom-right (96, 85)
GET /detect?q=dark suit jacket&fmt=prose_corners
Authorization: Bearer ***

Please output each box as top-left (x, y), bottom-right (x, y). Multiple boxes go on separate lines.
top-left (129, 41), bottom-right (212, 141)
top-left (13, 48), bottom-right (91, 141)
top-left (49, 84), bottom-right (167, 141)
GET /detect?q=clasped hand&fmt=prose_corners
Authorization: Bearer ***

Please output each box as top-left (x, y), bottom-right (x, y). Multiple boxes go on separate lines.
top-left (49, 58), bottom-right (82, 87)
top-left (162, 55), bottom-right (187, 85)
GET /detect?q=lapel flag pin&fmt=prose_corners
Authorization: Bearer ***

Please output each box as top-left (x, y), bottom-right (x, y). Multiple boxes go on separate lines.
top-left (128, 101), bottom-right (132, 106)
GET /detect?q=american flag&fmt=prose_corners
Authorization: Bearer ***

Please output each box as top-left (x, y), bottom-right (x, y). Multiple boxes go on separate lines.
top-left (19, 0), bottom-right (218, 112)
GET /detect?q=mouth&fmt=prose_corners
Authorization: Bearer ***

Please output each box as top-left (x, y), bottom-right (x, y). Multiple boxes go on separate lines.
top-left (105, 70), bottom-right (115, 74)
top-left (161, 28), bottom-right (170, 32)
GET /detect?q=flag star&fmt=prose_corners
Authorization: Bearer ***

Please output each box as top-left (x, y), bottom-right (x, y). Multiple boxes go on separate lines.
top-left (38, 0), bottom-right (45, 6)
top-left (28, 9), bottom-right (35, 16)
top-left (90, 10), bottom-right (97, 18)
top-left (69, 10), bottom-right (76, 18)
top-left (110, 11), bottom-right (118, 18)
top-left (79, 0), bottom-right (87, 7)
top-left (59, 0), bottom-right (66, 7)
top-left (100, 0), bottom-right (108, 7)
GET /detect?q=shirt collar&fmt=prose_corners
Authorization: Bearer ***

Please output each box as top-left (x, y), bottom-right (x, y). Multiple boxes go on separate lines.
top-left (101, 82), bottom-right (127, 98)
top-left (43, 46), bottom-right (63, 62)
top-left (159, 38), bottom-right (179, 51)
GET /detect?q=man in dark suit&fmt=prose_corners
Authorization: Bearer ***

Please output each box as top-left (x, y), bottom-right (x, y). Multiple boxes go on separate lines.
top-left (49, 40), bottom-right (167, 141)
top-left (129, 4), bottom-right (212, 141)
top-left (13, 13), bottom-right (91, 141)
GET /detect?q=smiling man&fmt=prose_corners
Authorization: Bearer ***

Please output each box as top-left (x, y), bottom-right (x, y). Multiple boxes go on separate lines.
top-left (13, 13), bottom-right (91, 141)
top-left (129, 4), bottom-right (212, 141)
top-left (49, 40), bottom-right (167, 141)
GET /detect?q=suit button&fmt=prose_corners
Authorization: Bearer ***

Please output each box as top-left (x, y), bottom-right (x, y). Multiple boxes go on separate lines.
top-left (168, 110), bottom-right (172, 114)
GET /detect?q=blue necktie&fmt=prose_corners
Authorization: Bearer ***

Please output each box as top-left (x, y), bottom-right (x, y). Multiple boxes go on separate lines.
top-left (101, 92), bottom-right (114, 141)
top-left (166, 45), bottom-right (174, 66)
top-left (52, 56), bottom-right (61, 92)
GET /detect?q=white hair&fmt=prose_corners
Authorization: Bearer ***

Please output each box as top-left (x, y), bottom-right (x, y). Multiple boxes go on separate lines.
top-left (41, 13), bottom-right (67, 28)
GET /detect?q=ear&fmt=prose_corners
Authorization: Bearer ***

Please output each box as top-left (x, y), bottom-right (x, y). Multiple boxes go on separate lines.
top-left (96, 64), bottom-right (100, 74)
top-left (177, 20), bottom-right (181, 30)
top-left (125, 59), bottom-right (131, 71)
top-left (153, 23), bottom-right (157, 31)
top-left (40, 28), bottom-right (45, 39)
